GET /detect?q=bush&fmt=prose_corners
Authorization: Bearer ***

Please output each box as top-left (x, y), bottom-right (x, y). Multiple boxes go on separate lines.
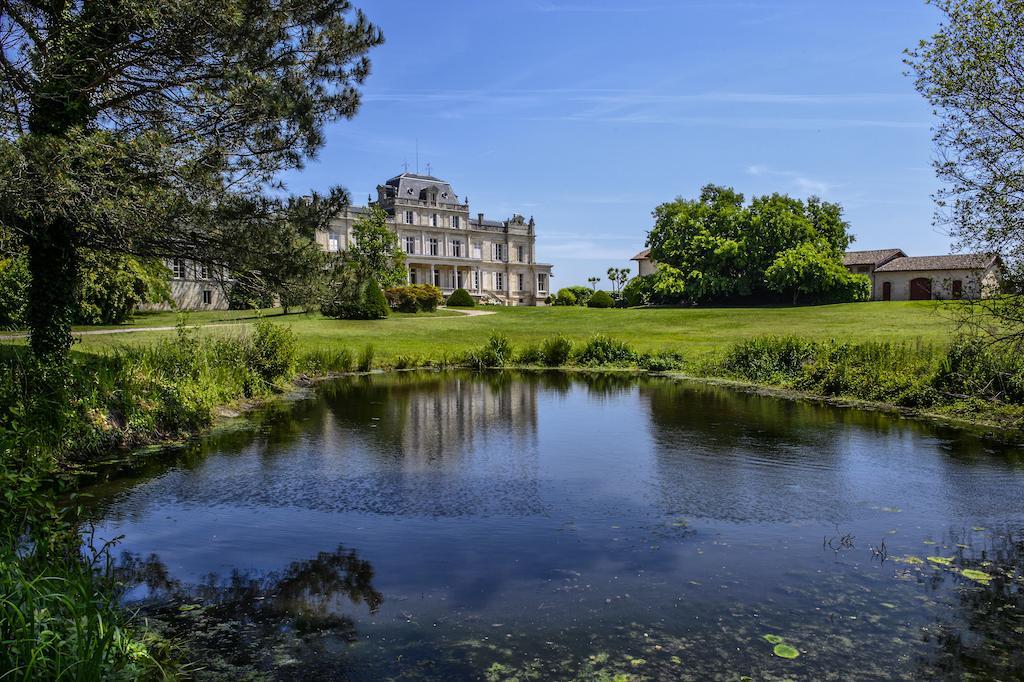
top-left (565, 285), bottom-right (593, 305)
top-left (0, 255), bottom-right (28, 329)
top-left (357, 344), bottom-right (376, 371)
top-left (463, 333), bottom-right (513, 369)
top-left (300, 348), bottom-right (354, 374)
top-left (573, 335), bottom-right (637, 365)
top-left (446, 288), bottom-right (475, 307)
top-left (638, 350), bottom-right (685, 372)
top-left (541, 336), bottom-right (574, 366)
top-left (385, 284), bottom-right (443, 313)
top-left (553, 288), bottom-right (577, 306)
top-left (323, 279), bottom-right (389, 320)
top-left (721, 337), bottom-right (819, 383)
top-left (587, 290), bottom-right (615, 308)
top-left (245, 318), bottom-right (297, 385)
top-left (515, 343), bottom-right (543, 365)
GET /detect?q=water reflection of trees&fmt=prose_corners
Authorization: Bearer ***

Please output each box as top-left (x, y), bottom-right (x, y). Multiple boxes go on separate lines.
top-left (117, 545), bottom-right (382, 676)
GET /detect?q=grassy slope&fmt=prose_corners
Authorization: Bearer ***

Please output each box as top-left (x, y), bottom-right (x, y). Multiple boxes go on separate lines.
top-left (64, 301), bottom-right (958, 362)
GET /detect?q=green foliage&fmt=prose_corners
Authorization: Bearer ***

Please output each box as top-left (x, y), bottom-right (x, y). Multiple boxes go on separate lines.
top-left (637, 350), bottom-right (685, 372)
top-left (646, 184), bottom-right (856, 304)
top-left (541, 336), bottom-right (574, 366)
top-left (718, 335), bottom-right (1024, 411)
top-left (764, 242), bottom-right (870, 304)
top-left (446, 288), bottom-right (476, 307)
top-left (347, 206), bottom-right (407, 287)
top-left (245, 319), bottom-right (297, 385)
top-left (906, 0), bottom-right (1022, 332)
top-left (566, 285), bottom-right (593, 305)
top-left (322, 279), bottom-right (389, 320)
top-left (0, 255), bottom-right (28, 328)
top-left (357, 344), bottom-right (376, 372)
top-left (573, 335), bottom-right (637, 365)
top-left (385, 284), bottom-right (443, 312)
top-left (0, 1), bottom-right (384, 362)
top-left (74, 251), bottom-right (172, 325)
top-left (587, 290), bottom-right (615, 308)
top-left (553, 288), bottom-right (578, 306)
top-left (463, 334), bottom-right (514, 369)
top-left (228, 281), bottom-right (275, 310)
top-left (299, 348), bottom-right (354, 374)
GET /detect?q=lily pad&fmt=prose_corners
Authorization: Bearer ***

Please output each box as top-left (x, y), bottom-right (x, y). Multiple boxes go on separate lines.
top-left (961, 569), bottom-right (992, 583)
top-left (881, 602), bottom-right (897, 609)
top-left (763, 634), bottom-right (784, 644)
top-left (773, 643), bottom-right (800, 659)
top-left (927, 556), bottom-right (954, 566)
top-left (895, 555), bottom-right (924, 565)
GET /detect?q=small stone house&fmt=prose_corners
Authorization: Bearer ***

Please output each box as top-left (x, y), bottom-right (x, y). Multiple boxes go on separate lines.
top-left (871, 253), bottom-right (1001, 301)
top-left (844, 249), bottom-right (1001, 301)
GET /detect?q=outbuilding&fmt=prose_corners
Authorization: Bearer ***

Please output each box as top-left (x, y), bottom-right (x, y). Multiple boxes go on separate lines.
top-left (872, 253), bottom-right (1001, 301)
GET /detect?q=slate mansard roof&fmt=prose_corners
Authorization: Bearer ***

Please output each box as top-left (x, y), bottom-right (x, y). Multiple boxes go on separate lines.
top-left (842, 249), bottom-right (905, 267)
top-left (874, 253), bottom-right (1001, 273)
top-left (383, 172), bottom-right (461, 204)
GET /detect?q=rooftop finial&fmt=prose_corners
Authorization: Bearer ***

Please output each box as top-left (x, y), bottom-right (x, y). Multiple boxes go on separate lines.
top-left (426, 162), bottom-right (432, 176)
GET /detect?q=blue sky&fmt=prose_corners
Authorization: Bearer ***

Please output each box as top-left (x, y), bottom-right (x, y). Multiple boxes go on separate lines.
top-left (280, 0), bottom-right (946, 287)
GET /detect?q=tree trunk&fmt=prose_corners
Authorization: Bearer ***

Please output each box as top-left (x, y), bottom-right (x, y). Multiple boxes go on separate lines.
top-left (26, 217), bottom-right (78, 363)
top-left (792, 289), bottom-right (799, 306)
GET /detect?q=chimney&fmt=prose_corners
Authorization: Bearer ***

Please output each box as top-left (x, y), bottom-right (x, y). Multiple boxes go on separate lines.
top-left (477, 212), bottom-right (484, 227)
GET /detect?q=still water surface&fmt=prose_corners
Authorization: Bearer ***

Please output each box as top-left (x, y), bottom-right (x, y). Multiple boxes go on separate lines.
top-left (83, 372), bottom-right (1024, 680)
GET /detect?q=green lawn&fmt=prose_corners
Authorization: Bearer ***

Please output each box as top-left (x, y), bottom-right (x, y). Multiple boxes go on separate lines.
top-left (61, 301), bottom-right (960, 363)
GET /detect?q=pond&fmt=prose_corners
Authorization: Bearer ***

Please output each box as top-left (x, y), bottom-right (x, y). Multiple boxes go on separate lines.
top-left (81, 372), bottom-right (1024, 680)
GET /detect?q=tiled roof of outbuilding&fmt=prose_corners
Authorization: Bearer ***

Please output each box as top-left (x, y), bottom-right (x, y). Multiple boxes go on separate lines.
top-left (631, 248), bottom-right (651, 261)
top-left (874, 253), bottom-right (1000, 273)
top-left (842, 249), bottom-right (905, 266)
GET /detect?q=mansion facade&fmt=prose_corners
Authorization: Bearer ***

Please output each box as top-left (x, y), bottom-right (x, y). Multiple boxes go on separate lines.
top-left (317, 173), bottom-right (553, 306)
top-left (163, 172), bottom-right (554, 309)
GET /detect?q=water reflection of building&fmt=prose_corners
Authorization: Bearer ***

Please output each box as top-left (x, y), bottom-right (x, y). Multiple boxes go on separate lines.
top-left (318, 374), bottom-right (539, 471)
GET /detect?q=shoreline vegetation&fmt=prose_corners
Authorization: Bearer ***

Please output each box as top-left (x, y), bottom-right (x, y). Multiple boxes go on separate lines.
top-left (2, 305), bottom-right (1021, 678)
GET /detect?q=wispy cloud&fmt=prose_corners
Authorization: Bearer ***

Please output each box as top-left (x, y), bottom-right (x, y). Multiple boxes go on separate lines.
top-left (541, 239), bottom-right (638, 260)
top-left (745, 164), bottom-right (838, 196)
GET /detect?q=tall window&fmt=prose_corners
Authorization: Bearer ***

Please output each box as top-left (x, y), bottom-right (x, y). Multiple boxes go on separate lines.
top-left (517, 273), bottom-right (524, 291)
top-left (431, 213), bottom-right (438, 227)
top-left (202, 290), bottom-right (212, 305)
top-left (517, 245), bottom-right (525, 263)
top-left (538, 273), bottom-right (548, 292)
top-left (433, 269), bottom-right (441, 287)
top-left (172, 258), bottom-right (186, 279)
top-left (452, 215), bottom-right (460, 229)
top-left (428, 238), bottom-right (439, 256)
top-left (410, 269), bottom-right (418, 284)
top-left (495, 272), bottom-right (505, 290)
top-left (452, 240), bottom-right (463, 258)
top-left (199, 263), bottom-right (211, 279)
top-left (328, 232), bottom-right (339, 252)
top-left (494, 244), bottom-right (505, 262)
top-left (404, 210), bottom-right (414, 224)
top-left (405, 236), bottom-right (416, 255)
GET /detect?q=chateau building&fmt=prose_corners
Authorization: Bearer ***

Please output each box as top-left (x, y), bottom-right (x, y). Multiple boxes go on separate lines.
top-left (317, 172), bottom-right (553, 306)
top-left (161, 172), bottom-right (554, 309)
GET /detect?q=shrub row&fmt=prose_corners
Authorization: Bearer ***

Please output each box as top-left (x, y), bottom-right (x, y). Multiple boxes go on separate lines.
top-left (719, 335), bottom-right (1024, 410)
top-left (460, 333), bottom-right (685, 371)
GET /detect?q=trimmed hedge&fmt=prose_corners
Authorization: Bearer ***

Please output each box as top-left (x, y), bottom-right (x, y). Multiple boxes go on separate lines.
top-left (587, 290), bottom-right (615, 308)
top-left (446, 288), bottom-right (475, 307)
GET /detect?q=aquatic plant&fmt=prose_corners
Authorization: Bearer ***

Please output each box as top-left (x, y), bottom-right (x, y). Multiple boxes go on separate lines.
top-left (961, 568), bottom-right (992, 583)
top-left (773, 643), bottom-right (800, 659)
top-left (357, 344), bottom-right (376, 372)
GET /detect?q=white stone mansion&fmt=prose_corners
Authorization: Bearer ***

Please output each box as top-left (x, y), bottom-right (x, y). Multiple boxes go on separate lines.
top-left (164, 172), bottom-right (554, 309)
top-left (317, 172), bottom-right (553, 306)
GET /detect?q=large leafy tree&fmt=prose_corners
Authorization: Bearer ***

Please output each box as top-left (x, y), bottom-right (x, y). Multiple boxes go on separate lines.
top-left (646, 184), bottom-right (857, 304)
top-left (906, 0), bottom-right (1024, 336)
top-left (0, 0), bottom-right (383, 363)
